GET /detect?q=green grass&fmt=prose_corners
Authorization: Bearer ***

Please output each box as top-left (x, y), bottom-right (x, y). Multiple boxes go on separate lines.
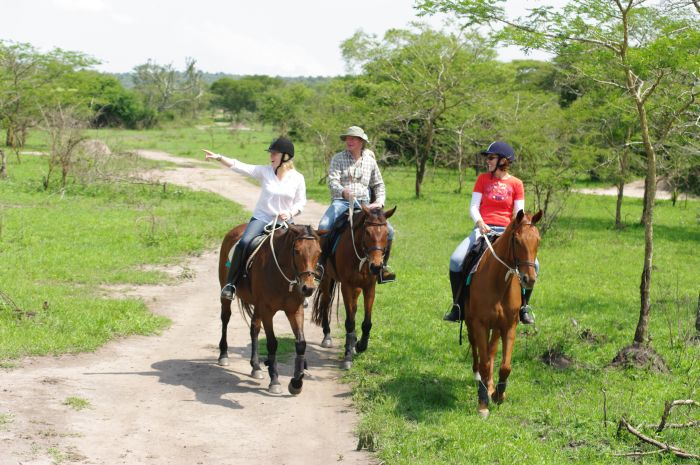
top-left (0, 153), bottom-right (247, 359)
top-left (63, 396), bottom-right (90, 411)
top-left (9, 125), bottom-right (700, 463)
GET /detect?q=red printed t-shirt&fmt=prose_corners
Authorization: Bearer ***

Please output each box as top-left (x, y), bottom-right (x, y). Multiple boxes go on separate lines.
top-left (473, 173), bottom-right (524, 227)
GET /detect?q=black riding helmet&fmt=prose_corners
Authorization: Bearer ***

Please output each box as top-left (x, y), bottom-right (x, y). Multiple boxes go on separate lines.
top-left (481, 141), bottom-right (515, 173)
top-left (267, 137), bottom-right (295, 163)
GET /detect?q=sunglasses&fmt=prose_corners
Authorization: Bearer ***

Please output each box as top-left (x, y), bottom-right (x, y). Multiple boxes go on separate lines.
top-left (486, 155), bottom-right (499, 161)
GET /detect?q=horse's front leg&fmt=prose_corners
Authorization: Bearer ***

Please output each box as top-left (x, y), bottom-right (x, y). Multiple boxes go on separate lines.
top-left (285, 305), bottom-right (306, 395)
top-left (249, 315), bottom-right (264, 379)
top-left (318, 276), bottom-right (335, 348)
top-left (341, 285), bottom-right (361, 370)
top-left (472, 320), bottom-right (491, 418)
top-left (218, 299), bottom-right (232, 366)
top-left (487, 329), bottom-right (501, 398)
top-left (355, 285), bottom-right (375, 353)
top-left (261, 311), bottom-right (282, 394)
top-left (493, 324), bottom-right (517, 404)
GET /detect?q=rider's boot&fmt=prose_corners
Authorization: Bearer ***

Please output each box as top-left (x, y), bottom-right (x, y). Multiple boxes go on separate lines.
top-left (378, 239), bottom-right (396, 284)
top-left (221, 245), bottom-right (243, 300)
top-left (443, 270), bottom-right (464, 322)
top-left (519, 288), bottom-right (535, 324)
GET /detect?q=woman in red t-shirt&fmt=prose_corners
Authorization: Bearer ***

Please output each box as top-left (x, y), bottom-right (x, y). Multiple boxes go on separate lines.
top-left (443, 141), bottom-right (538, 324)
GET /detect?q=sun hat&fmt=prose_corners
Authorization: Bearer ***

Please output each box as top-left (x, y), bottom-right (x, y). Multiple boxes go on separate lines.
top-left (340, 126), bottom-right (369, 143)
top-left (481, 141), bottom-right (515, 163)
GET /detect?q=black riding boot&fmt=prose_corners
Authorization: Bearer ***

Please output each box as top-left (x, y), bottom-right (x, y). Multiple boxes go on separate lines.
top-left (443, 271), bottom-right (464, 322)
top-left (379, 239), bottom-right (396, 284)
top-left (519, 288), bottom-right (535, 324)
top-left (221, 245), bottom-right (243, 300)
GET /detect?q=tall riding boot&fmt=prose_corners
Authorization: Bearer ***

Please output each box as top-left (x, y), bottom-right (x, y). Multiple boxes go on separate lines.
top-left (443, 271), bottom-right (464, 322)
top-left (379, 239), bottom-right (396, 284)
top-left (221, 245), bottom-right (243, 300)
top-left (519, 287), bottom-right (535, 324)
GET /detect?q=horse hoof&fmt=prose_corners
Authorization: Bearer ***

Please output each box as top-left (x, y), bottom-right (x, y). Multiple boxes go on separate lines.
top-left (341, 361), bottom-right (353, 370)
top-left (321, 336), bottom-right (333, 348)
top-left (251, 369), bottom-right (264, 379)
top-left (355, 341), bottom-right (367, 353)
top-left (492, 393), bottom-right (506, 404)
top-left (288, 379), bottom-right (303, 395)
top-left (478, 408), bottom-right (490, 419)
top-left (218, 357), bottom-right (229, 367)
top-left (269, 383), bottom-right (283, 394)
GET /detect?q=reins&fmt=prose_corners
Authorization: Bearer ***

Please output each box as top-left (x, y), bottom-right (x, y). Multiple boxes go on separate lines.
top-left (481, 222), bottom-right (538, 285)
top-left (347, 197), bottom-right (388, 272)
top-left (268, 217), bottom-right (320, 293)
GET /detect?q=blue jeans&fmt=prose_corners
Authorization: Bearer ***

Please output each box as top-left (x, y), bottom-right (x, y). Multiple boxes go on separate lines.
top-left (449, 226), bottom-right (539, 274)
top-left (318, 199), bottom-right (394, 240)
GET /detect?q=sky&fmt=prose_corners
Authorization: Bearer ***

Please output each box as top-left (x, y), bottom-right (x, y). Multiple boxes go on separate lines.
top-left (2, 0), bottom-right (561, 77)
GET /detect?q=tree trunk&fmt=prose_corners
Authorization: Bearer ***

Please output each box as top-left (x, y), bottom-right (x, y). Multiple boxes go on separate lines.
top-left (615, 129), bottom-right (631, 229)
top-left (0, 148), bottom-right (6, 178)
top-left (615, 181), bottom-right (624, 229)
top-left (632, 99), bottom-right (657, 345)
top-left (695, 292), bottom-right (700, 333)
top-left (415, 149), bottom-right (425, 198)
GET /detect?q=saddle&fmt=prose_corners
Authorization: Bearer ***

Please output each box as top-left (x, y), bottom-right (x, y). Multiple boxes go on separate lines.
top-left (320, 207), bottom-right (362, 262)
top-left (226, 222), bottom-right (289, 275)
top-left (460, 231), bottom-right (502, 291)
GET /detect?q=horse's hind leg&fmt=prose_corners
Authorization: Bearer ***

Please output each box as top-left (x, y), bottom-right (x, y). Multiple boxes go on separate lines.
top-left (218, 299), bottom-right (232, 366)
top-left (318, 277), bottom-right (335, 348)
top-left (341, 286), bottom-right (361, 370)
top-left (261, 311), bottom-right (282, 394)
top-left (493, 325), bottom-right (517, 404)
top-left (487, 329), bottom-right (501, 398)
top-left (472, 320), bottom-right (491, 418)
top-left (355, 286), bottom-right (375, 353)
top-left (249, 316), bottom-right (264, 379)
top-left (285, 307), bottom-right (306, 395)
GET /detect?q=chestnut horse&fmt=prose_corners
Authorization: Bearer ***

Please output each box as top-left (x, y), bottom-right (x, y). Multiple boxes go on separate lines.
top-left (464, 210), bottom-right (542, 417)
top-left (217, 223), bottom-right (322, 395)
top-left (312, 205), bottom-right (396, 370)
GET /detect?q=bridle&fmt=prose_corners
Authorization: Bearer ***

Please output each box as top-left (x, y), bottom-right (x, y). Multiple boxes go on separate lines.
top-left (348, 208), bottom-right (388, 272)
top-left (482, 222), bottom-right (538, 285)
top-left (268, 222), bottom-right (322, 292)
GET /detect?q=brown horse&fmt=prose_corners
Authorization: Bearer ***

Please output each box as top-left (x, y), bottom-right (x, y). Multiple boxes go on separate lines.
top-left (312, 205), bottom-right (396, 370)
top-left (217, 223), bottom-right (322, 395)
top-left (464, 210), bottom-right (542, 417)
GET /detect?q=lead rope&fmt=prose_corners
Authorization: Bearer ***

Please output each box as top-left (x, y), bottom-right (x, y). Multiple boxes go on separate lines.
top-left (482, 232), bottom-right (521, 284)
top-left (268, 215), bottom-right (297, 292)
top-left (347, 196), bottom-right (367, 272)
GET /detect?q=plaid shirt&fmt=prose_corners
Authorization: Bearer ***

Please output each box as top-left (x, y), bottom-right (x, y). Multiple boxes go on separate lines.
top-left (328, 149), bottom-right (386, 205)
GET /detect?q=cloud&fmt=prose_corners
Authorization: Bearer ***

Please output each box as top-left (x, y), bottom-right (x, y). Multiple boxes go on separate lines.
top-left (52, 0), bottom-right (108, 12)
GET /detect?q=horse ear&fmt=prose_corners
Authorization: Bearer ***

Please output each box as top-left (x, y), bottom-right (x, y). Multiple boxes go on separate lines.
top-left (316, 228), bottom-right (329, 236)
top-left (360, 203), bottom-right (371, 216)
top-left (384, 206), bottom-right (397, 219)
top-left (532, 210), bottom-right (543, 224)
top-left (516, 209), bottom-right (525, 223)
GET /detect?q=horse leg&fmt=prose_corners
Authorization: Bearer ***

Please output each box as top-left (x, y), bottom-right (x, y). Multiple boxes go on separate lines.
top-left (487, 329), bottom-right (501, 398)
top-left (218, 299), bottom-right (232, 366)
top-left (249, 316), bottom-right (264, 379)
top-left (341, 286), bottom-right (361, 370)
top-left (319, 277), bottom-right (335, 348)
top-left (493, 325), bottom-right (517, 404)
top-left (355, 286), bottom-right (375, 353)
top-left (286, 307), bottom-right (306, 395)
top-left (472, 321), bottom-right (491, 418)
top-left (261, 312), bottom-right (282, 394)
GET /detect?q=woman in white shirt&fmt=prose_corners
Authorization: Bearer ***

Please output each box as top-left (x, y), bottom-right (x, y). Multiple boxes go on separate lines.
top-left (203, 137), bottom-right (307, 300)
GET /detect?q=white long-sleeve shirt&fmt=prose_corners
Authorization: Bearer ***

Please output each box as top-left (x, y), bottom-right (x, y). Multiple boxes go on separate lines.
top-left (227, 158), bottom-right (306, 223)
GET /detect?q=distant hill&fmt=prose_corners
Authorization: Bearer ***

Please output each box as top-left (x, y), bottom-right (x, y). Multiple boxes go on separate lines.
top-left (111, 72), bottom-right (332, 89)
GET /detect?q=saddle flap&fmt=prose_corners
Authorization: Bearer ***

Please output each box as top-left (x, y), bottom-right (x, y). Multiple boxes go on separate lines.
top-left (461, 231), bottom-right (502, 281)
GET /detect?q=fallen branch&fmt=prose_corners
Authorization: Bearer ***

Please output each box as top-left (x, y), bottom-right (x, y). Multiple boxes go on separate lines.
top-left (618, 416), bottom-right (700, 460)
top-left (657, 400), bottom-right (700, 432)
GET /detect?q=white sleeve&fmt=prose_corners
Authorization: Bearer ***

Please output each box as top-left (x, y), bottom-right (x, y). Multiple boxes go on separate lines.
top-left (227, 158), bottom-right (263, 180)
top-left (470, 192), bottom-right (483, 223)
top-left (514, 199), bottom-right (525, 216)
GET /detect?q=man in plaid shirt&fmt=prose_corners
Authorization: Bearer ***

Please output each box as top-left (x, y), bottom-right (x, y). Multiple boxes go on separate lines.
top-left (318, 126), bottom-right (395, 283)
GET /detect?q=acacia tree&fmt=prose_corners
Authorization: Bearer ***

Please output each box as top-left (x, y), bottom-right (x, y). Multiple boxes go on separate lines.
top-left (419, 0), bottom-right (700, 351)
top-left (342, 26), bottom-right (495, 197)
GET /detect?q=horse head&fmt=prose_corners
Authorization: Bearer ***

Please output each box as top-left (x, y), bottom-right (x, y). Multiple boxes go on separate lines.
top-left (512, 210), bottom-right (542, 289)
top-left (288, 224), bottom-right (323, 297)
top-left (359, 204), bottom-right (396, 276)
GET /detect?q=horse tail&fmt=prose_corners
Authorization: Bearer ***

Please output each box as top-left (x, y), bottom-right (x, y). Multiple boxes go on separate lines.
top-left (239, 298), bottom-right (254, 322)
top-left (311, 276), bottom-right (337, 326)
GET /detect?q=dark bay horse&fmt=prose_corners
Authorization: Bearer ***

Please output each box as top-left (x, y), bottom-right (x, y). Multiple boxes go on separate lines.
top-left (464, 210), bottom-right (542, 417)
top-left (217, 223), bottom-right (322, 395)
top-left (312, 205), bottom-right (396, 370)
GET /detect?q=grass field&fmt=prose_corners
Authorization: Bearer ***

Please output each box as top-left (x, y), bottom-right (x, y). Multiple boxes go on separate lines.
top-left (5, 125), bottom-right (700, 463)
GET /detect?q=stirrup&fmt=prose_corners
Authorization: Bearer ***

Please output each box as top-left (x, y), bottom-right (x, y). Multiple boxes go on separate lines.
top-left (519, 305), bottom-right (535, 324)
top-left (221, 283), bottom-right (236, 301)
top-left (378, 266), bottom-right (396, 284)
top-left (443, 304), bottom-right (461, 322)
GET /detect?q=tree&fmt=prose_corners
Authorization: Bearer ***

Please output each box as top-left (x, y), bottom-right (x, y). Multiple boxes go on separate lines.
top-left (342, 26), bottom-right (496, 197)
top-left (210, 75), bottom-right (283, 119)
top-left (418, 0), bottom-right (700, 352)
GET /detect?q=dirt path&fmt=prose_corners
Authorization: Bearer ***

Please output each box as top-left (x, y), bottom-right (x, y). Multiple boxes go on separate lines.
top-left (574, 179), bottom-right (696, 200)
top-left (0, 150), bottom-right (373, 465)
